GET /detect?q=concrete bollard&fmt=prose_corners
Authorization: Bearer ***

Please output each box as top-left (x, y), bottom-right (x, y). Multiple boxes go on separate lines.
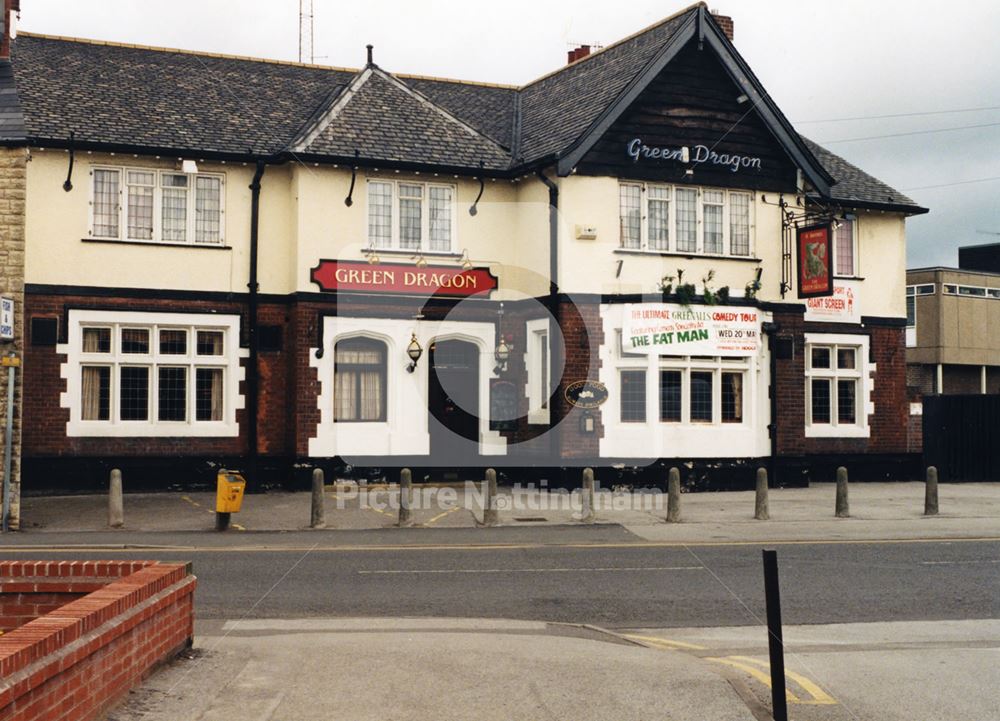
top-left (667, 467), bottom-right (681, 523)
top-left (398, 468), bottom-right (413, 527)
top-left (754, 467), bottom-right (770, 521)
top-left (310, 468), bottom-right (326, 529)
top-left (925, 466), bottom-right (939, 516)
top-left (835, 466), bottom-right (850, 518)
top-left (483, 468), bottom-right (499, 526)
top-left (108, 468), bottom-right (124, 529)
top-left (581, 468), bottom-right (596, 523)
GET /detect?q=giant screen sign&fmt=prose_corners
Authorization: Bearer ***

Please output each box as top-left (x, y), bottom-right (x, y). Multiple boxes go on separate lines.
top-left (621, 304), bottom-right (760, 357)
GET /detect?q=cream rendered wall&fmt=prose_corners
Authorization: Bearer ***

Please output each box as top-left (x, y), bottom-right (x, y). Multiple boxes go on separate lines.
top-left (555, 175), bottom-right (909, 319)
top-left (24, 151), bottom-right (296, 294)
top-left (291, 166), bottom-right (549, 300)
top-left (854, 211), bottom-right (907, 319)
top-left (556, 174), bottom-right (783, 301)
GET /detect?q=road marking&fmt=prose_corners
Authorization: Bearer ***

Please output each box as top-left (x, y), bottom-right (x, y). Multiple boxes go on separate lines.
top-left (921, 559), bottom-right (1000, 565)
top-left (6, 537), bottom-right (1000, 554)
top-left (729, 655), bottom-right (836, 705)
top-left (623, 634), bottom-right (707, 650)
top-left (181, 495), bottom-right (246, 532)
top-left (358, 565), bottom-right (704, 575)
top-left (706, 656), bottom-right (803, 702)
top-left (424, 505), bottom-right (463, 526)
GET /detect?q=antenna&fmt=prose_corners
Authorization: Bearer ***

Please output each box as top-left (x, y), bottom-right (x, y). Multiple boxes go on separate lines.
top-left (298, 0), bottom-right (314, 64)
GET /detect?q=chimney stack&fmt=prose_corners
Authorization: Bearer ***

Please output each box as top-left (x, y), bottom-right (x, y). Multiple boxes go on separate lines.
top-left (0, 0), bottom-right (18, 61)
top-left (710, 11), bottom-right (734, 42)
top-left (567, 44), bottom-right (591, 65)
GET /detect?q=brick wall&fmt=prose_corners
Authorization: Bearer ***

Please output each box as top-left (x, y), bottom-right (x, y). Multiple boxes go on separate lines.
top-left (23, 295), bottom-right (303, 461)
top-left (0, 147), bottom-right (26, 528)
top-left (554, 300), bottom-right (603, 460)
top-left (772, 308), bottom-right (806, 456)
top-left (0, 560), bottom-right (196, 721)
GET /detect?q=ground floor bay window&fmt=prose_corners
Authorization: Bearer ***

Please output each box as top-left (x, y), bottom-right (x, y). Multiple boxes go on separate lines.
top-left (62, 311), bottom-right (244, 437)
top-left (599, 303), bottom-right (770, 459)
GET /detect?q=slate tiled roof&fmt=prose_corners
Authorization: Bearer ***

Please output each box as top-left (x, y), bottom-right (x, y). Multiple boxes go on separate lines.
top-left (291, 69), bottom-right (510, 170)
top-left (0, 3), bottom-right (924, 213)
top-left (7, 35), bottom-right (354, 155)
top-left (518, 11), bottom-right (692, 163)
top-left (803, 138), bottom-right (924, 213)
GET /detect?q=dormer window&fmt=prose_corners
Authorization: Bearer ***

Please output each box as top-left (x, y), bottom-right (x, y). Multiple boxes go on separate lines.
top-left (367, 179), bottom-right (456, 253)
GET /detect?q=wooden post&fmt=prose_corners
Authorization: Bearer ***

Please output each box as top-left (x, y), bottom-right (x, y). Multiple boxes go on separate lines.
top-left (310, 468), bottom-right (326, 529)
top-left (108, 469), bottom-right (124, 529)
top-left (924, 466), bottom-right (939, 516)
top-left (667, 467), bottom-right (681, 523)
top-left (483, 468), bottom-right (499, 526)
top-left (754, 467), bottom-right (769, 521)
top-left (835, 466), bottom-right (849, 518)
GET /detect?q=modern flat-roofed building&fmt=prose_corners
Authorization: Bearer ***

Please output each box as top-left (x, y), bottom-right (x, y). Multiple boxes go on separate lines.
top-left (907, 244), bottom-right (1000, 396)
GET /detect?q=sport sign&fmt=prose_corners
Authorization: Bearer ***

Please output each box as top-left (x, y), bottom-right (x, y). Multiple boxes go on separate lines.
top-left (621, 304), bottom-right (760, 357)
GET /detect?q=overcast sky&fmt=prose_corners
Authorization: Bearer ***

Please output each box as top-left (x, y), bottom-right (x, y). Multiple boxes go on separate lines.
top-left (17, 0), bottom-right (1000, 268)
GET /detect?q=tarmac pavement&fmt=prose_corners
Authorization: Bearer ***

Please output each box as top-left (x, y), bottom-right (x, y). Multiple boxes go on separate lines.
top-left (13, 481), bottom-right (1000, 544)
top-left (7, 483), bottom-right (1000, 721)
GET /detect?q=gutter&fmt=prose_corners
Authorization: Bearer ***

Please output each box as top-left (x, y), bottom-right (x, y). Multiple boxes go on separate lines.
top-left (247, 160), bottom-right (266, 483)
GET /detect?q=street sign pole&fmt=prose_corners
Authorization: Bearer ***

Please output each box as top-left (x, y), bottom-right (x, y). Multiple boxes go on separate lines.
top-left (2, 354), bottom-right (18, 533)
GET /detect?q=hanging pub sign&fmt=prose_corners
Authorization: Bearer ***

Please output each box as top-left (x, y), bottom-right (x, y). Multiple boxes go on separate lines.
top-left (796, 224), bottom-right (834, 298)
top-left (621, 304), bottom-right (760, 357)
top-left (311, 260), bottom-right (498, 298)
top-left (564, 380), bottom-right (609, 409)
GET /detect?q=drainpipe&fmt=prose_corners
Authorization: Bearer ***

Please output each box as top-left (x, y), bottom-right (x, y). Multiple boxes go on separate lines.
top-left (247, 160), bottom-right (266, 485)
top-left (537, 170), bottom-right (560, 470)
top-left (762, 321), bottom-right (779, 484)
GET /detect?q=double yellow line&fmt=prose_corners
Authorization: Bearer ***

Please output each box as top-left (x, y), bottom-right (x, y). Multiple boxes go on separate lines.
top-left (624, 634), bottom-right (836, 706)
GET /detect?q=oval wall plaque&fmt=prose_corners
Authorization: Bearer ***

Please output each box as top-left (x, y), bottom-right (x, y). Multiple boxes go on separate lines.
top-left (564, 380), bottom-right (609, 409)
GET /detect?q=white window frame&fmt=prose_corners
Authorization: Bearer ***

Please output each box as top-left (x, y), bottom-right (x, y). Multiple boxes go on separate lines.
top-left (617, 182), bottom-right (755, 258)
top-left (526, 318), bottom-right (551, 425)
top-left (366, 178), bottom-right (458, 254)
top-left (88, 166), bottom-right (227, 246)
top-left (833, 218), bottom-right (858, 277)
top-left (611, 339), bottom-right (751, 428)
top-left (61, 310), bottom-right (246, 437)
top-left (804, 333), bottom-right (873, 438)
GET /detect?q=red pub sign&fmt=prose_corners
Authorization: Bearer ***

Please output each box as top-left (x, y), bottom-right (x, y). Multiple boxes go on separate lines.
top-left (310, 260), bottom-right (498, 298)
top-left (796, 224), bottom-right (834, 298)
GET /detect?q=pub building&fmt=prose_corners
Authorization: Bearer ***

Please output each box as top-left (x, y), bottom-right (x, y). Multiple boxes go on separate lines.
top-left (0, 2), bottom-right (928, 510)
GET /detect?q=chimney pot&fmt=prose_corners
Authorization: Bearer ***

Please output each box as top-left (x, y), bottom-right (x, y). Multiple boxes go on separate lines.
top-left (567, 44), bottom-right (591, 65)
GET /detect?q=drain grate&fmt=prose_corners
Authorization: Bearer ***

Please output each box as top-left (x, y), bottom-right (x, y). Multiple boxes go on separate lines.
top-left (513, 517), bottom-right (548, 522)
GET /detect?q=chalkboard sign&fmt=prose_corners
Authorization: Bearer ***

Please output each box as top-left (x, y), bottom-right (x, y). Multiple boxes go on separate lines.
top-left (489, 380), bottom-right (518, 431)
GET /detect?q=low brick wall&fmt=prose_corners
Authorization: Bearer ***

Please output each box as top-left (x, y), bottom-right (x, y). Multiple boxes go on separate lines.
top-left (0, 561), bottom-right (196, 721)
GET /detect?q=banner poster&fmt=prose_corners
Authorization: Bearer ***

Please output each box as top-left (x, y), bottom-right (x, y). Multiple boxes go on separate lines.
top-left (621, 304), bottom-right (760, 357)
top-left (797, 224), bottom-right (834, 298)
top-left (804, 282), bottom-right (860, 324)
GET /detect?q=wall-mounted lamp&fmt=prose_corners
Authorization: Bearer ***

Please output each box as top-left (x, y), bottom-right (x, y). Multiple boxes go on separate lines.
top-left (412, 254), bottom-right (428, 268)
top-left (493, 337), bottom-right (511, 375)
top-left (364, 244), bottom-right (381, 265)
top-left (179, 159), bottom-right (199, 174)
top-left (406, 333), bottom-right (423, 373)
top-left (458, 248), bottom-right (474, 271)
